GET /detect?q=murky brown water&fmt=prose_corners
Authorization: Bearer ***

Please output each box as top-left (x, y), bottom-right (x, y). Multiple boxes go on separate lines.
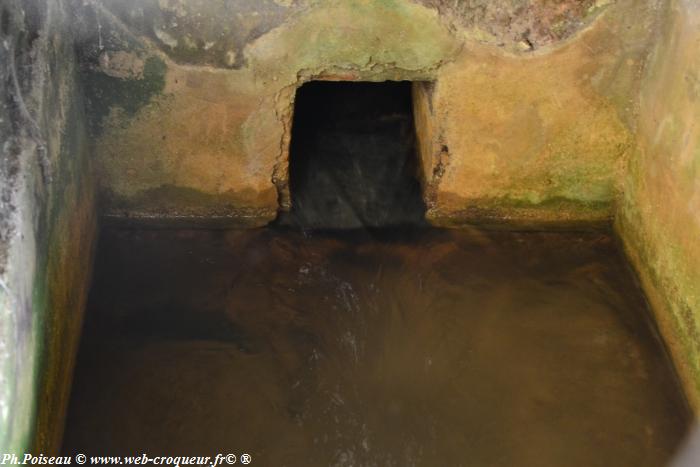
top-left (63, 227), bottom-right (691, 466)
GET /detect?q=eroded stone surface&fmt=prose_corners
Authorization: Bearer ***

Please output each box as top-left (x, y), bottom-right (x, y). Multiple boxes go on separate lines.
top-left (416, 0), bottom-right (656, 224)
top-left (77, 0), bottom-right (658, 226)
top-left (84, 0), bottom-right (460, 225)
top-left (417, 0), bottom-right (607, 51)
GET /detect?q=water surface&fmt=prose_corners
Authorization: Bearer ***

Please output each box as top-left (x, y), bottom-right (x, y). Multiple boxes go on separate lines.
top-left (63, 227), bottom-right (691, 466)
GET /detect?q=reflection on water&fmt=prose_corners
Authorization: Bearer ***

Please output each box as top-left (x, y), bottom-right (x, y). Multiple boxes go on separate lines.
top-left (63, 227), bottom-right (691, 466)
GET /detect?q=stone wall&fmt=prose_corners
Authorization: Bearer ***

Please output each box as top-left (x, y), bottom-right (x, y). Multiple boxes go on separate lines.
top-left (80, 0), bottom-right (659, 227)
top-left (616, 0), bottom-right (700, 411)
top-left (419, 0), bottom-right (655, 225)
top-left (0, 0), bottom-right (97, 454)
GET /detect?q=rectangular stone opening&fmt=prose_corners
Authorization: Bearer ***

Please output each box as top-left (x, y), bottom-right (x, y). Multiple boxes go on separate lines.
top-left (281, 81), bottom-right (427, 229)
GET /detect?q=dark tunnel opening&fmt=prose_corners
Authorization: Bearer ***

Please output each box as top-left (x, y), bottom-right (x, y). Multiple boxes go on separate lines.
top-left (282, 81), bottom-right (427, 230)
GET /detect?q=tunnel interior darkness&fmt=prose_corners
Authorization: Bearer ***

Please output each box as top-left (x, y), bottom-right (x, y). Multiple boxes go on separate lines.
top-left (285, 81), bottom-right (426, 229)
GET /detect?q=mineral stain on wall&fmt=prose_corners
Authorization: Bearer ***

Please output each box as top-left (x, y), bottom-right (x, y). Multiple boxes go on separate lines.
top-left (81, 55), bottom-right (166, 134)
